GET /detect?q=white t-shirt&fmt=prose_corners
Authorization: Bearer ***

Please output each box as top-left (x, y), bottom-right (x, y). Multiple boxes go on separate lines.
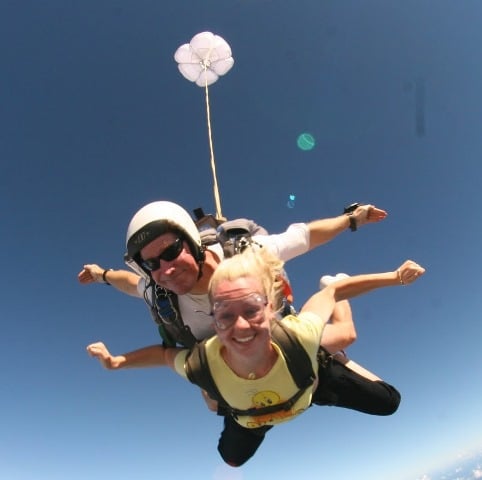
top-left (137, 223), bottom-right (310, 340)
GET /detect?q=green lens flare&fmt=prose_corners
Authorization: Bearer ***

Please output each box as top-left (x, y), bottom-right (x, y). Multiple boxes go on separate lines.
top-left (297, 133), bottom-right (315, 151)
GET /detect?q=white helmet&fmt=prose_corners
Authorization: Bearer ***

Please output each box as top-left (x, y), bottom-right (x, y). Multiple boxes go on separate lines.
top-left (125, 201), bottom-right (204, 273)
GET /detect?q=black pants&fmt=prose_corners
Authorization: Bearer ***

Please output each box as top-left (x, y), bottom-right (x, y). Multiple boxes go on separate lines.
top-left (217, 355), bottom-right (401, 467)
top-left (312, 355), bottom-right (401, 415)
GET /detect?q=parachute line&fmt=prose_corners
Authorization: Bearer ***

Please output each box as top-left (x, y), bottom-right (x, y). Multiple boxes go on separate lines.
top-left (203, 66), bottom-right (223, 221)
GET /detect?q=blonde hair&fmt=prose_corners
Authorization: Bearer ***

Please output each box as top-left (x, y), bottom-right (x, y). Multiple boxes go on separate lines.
top-left (209, 247), bottom-right (285, 308)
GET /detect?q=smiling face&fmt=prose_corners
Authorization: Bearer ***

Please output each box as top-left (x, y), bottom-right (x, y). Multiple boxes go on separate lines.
top-left (140, 231), bottom-right (200, 295)
top-left (211, 276), bottom-right (273, 358)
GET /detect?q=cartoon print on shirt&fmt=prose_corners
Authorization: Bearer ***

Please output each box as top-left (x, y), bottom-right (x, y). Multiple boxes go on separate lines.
top-left (252, 391), bottom-right (280, 408)
top-left (246, 390), bottom-right (306, 428)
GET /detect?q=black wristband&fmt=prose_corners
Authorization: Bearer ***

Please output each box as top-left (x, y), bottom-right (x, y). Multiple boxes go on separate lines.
top-left (343, 203), bottom-right (360, 232)
top-left (102, 269), bottom-right (113, 285)
top-left (347, 214), bottom-right (357, 232)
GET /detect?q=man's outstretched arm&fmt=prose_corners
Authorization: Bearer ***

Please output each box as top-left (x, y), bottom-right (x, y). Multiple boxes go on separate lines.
top-left (78, 263), bottom-right (142, 297)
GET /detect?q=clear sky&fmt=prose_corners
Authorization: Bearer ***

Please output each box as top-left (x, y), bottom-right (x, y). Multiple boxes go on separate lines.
top-left (1, 1), bottom-right (481, 479)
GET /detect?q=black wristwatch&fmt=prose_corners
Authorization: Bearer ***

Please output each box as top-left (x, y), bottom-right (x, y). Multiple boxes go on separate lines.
top-left (102, 268), bottom-right (113, 285)
top-left (343, 203), bottom-right (360, 232)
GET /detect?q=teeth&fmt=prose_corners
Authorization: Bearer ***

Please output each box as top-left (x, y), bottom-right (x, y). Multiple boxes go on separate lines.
top-left (235, 335), bottom-right (254, 343)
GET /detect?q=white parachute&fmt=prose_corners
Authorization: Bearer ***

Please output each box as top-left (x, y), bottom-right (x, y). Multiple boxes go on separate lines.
top-left (174, 32), bottom-right (234, 221)
top-left (174, 31), bottom-right (234, 87)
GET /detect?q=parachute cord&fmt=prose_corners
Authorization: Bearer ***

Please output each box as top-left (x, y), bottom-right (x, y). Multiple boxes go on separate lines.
top-left (203, 66), bottom-right (224, 222)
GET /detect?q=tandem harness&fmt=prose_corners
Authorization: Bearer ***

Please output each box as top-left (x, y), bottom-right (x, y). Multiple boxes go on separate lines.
top-left (144, 283), bottom-right (197, 348)
top-left (184, 322), bottom-right (318, 419)
top-left (143, 211), bottom-right (295, 349)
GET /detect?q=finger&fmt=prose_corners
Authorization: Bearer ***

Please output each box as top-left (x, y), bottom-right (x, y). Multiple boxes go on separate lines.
top-left (407, 270), bottom-right (423, 283)
top-left (370, 206), bottom-right (387, 214)
top-left (367, 209), bottom-right (387, 222)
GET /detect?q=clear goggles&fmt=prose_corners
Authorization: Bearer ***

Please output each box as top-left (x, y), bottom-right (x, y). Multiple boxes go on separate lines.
top-left (212, 292), bottom-right (268, 330)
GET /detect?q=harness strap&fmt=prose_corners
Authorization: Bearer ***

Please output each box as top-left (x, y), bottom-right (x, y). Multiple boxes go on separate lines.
top-left (271, 322), bottom-right (316, 390)
top-left (145, 282), bottom-right (197, 348)
top-left (224, 383), bottom-right (310, 419)
top-left (184, 339), bottom-right (230, 415)
top-left (185, 321), bottom-right (316, 418)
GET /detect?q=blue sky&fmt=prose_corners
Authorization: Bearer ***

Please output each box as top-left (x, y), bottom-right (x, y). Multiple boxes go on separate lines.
top-left (1, 1), bottom-right (481, 479)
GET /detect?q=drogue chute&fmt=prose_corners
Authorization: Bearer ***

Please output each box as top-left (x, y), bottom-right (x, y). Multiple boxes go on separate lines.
top-left (174, 31), bottom-right (234, 87)
top-left (174, 32), bottom-right (234, 221)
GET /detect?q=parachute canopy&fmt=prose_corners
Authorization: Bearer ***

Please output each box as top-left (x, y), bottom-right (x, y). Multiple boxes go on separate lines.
top-left (174, 31), bottom-right (234, 87)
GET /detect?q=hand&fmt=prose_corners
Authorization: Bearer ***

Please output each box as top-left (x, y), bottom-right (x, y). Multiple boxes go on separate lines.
top-left (78, 264), bottom-right (106, 284)
top-left (353, 204), bottom-right (387, 227)
top-left (87, 342), bottom-right (122, 369)
top-left (201, 389), bottom-right (219, 413)
top-left (396, 260), bottom-right (425, 286)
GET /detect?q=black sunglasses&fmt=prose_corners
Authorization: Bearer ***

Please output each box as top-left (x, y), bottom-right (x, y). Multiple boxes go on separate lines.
top-left (140, 237), bottom-right (184, 272)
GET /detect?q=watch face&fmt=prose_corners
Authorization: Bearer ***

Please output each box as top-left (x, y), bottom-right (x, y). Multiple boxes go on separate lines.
top-left (344, 203), bottom-right (360, 214)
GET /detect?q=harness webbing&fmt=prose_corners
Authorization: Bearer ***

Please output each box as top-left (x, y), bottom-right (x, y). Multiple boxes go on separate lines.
top-left (145, 282), bottom-right (197, 348)
top-left (184, 322), bottom-right (316, 418)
